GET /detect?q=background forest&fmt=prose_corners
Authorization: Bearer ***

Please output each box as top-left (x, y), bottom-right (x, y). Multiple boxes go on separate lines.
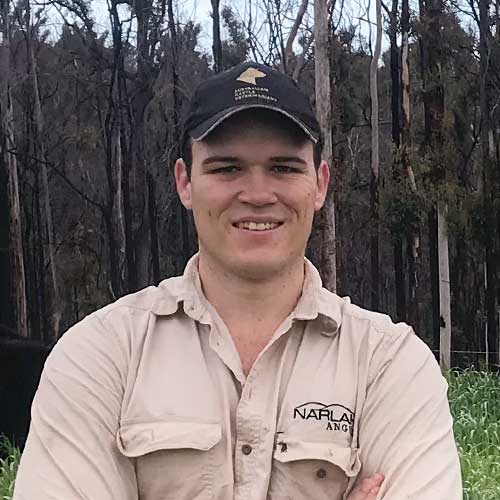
top-left (0, 0), bottom-right (499, 370)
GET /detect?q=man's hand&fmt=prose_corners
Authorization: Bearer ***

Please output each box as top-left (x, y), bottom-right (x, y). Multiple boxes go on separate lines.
top-left (346, 473), bottom-right (385, 500)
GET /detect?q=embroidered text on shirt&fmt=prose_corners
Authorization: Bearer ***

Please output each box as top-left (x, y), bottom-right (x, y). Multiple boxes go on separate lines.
top-left (293, 402), bottom-right (354, 435)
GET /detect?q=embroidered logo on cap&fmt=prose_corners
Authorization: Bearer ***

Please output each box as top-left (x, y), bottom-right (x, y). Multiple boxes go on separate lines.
top-left (236, 67), bottom-right (266, 85)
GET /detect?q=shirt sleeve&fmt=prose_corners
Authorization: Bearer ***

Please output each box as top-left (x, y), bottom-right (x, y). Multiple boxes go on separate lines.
top-left (12, 313), bottom-right (137, 500)
top-left (354, 327), bottom-right (463, 499)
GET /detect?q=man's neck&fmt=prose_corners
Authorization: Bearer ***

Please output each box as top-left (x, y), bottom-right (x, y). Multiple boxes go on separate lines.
top-left (198, 254), bottom-right (305, 338)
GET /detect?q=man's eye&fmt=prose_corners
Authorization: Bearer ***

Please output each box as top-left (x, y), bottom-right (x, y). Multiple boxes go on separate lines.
top-left (210, 166), bottom-right (240, 174)
top-left (272, 165), bottom-right (300, 173)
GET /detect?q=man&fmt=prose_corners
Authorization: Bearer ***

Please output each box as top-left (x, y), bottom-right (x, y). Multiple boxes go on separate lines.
top-left (13, 62), bottom-right (462, 499)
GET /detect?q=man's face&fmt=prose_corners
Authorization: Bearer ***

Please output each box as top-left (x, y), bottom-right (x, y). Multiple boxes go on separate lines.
top-left (175, 115), bottom-right (330, 280)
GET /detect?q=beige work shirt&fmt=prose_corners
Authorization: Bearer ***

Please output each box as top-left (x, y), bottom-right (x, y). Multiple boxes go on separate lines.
top-left (14, 254), bottom-right (462, 500)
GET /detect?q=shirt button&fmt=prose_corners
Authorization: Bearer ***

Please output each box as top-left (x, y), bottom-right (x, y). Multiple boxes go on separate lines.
top-left (241, 444), bottom-right (253, 455)
top-left (316, 468), bottom-right (327, 479)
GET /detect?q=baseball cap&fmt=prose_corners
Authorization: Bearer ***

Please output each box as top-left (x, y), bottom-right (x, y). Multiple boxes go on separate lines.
top-left (181, 62), bottom-right (321, 146)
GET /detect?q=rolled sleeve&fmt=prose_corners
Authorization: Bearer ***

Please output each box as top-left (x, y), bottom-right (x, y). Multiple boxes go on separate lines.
top-left (357, 328), bottom-right (463, 499)
top-left (13, 314), bottom-right (137, 500)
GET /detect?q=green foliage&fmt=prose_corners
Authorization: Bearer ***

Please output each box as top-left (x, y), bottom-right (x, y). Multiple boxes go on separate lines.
top-left (1, 372), bottom-right (499, 498)
top-left (381, 165), bottom-right (426, 238)
top-left (0, 436), bottom-right (20, 500)
top-left (220, 6), bottom-right (248, 69)
top-left (332, 28), bottom-right (371, 133)
top-left (447, 370), bottom-right (500, 500)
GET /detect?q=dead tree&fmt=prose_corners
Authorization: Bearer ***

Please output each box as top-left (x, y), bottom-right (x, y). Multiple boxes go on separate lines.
top-left (479, 0), bottom-right (499, 368)
top-left (314, 0), bottom-right (337, 291)
top-left (23, 0), bottom-right (61, 340)
top-left (369, 0), bottom-right (382, 310)
top-left (401, 0), bottom-right (420, 329)
top-left (417, 0), bottom-right (451, 370)
top-left (282, 0), bottom-right (309, 75)
top-left (0, 0), bottom-right (28, 338)
top-left (167, 0), bottom-right (191, 271)
top-left (211, 0), bottom-right (223, 72)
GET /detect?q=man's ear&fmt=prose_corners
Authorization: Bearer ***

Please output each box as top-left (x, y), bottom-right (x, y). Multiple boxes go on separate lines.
top-left (174, 158), bottom-right (192, 210)
top-left (314, 160), bottom-right (330, 211)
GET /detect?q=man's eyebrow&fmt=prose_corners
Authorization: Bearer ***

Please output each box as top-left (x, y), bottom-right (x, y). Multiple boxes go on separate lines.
top-left (269, 156), bottom-right (307, 165)
top-left (200, 155), bottom-right (308, 165)
top-left (201, 156), bottom-right (240, 165)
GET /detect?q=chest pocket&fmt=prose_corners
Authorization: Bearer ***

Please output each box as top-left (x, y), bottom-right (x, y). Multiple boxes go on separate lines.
top-left (116, 419), bottom-right (222, 500)
top-left (268, 437), bottom-right (361, 500)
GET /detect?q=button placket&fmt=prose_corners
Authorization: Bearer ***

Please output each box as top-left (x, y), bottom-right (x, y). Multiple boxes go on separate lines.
top-left (234, 368), bottom-right (263, 499)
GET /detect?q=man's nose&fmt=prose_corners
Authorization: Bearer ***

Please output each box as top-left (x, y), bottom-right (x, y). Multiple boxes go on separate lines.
top-left (237, 170), bottom-right (278, 206)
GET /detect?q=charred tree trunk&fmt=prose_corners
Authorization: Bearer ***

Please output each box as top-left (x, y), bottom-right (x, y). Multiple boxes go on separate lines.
top-left (401, 0), bottom-right (420, 329)
top-left (34, 157), bottom-right (48, 341)
top-left (25, 1), bottom-right (61, 339)
top-left (479, 0), bottom-right (499, 368)
top-left (167, 0), bottom-right (191, 270)
top-left (387, 0), bottom-right (406, 321)
top-left (0, 2), bottom-right (28, 338)
top-left (105, 2), bottom-right (126, 298)
top-left (282, 0), bottom-right (309, 75)
top-left (148, 173), bottom-right (160, 283)
top-left (418, 0), bottom-right (451, 369)
top-left (369, 0), bottom-right (382, 311)
top-left (132, 0), bottom-right (158, 289)
top-left (314, 0), bottom-right (337, 292)
top-left (211, 0), bottom-right (223, 72)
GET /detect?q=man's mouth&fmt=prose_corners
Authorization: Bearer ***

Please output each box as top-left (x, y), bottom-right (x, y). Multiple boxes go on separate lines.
top-left (233, 221), bottom-right (283, 231)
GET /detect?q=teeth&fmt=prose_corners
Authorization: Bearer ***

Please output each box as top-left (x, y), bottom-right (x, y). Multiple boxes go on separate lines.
top-left (236, 222), bottom-right (280, 231)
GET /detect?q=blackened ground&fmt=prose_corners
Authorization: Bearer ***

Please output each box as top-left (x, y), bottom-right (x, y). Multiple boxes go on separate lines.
top-left (0, 338), bottom-right (52, 456)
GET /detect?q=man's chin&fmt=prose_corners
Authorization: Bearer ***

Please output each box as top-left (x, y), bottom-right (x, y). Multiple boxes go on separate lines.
top-left (226, 256), bottom-right (296, 282)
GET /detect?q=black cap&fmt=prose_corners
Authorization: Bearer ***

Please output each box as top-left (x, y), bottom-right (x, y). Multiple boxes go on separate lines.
top-left (182, 62), bottom-right (320, 146)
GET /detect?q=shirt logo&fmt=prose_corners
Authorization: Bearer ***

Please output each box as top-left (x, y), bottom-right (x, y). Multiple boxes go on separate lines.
top-left (236, 67), bottom-right (266, 85)
top-left (294, 402), bottom-right (354, 435)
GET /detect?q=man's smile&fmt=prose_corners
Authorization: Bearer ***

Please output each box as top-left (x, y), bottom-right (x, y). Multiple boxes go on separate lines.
top-left (233, 221), bottom-right (284, 231)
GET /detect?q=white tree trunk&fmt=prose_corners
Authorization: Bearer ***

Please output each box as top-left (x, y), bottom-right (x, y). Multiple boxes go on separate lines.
top-left (438, 203), bottom-right (451, 371)
top-left (314, 0), bottom-right (336, 292)
top-left (6, 101), bottom-right (28, 338)
top-left (1, 0), bottom-right (28, 338)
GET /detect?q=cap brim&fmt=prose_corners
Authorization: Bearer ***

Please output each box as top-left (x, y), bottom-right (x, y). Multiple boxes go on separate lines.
top-left (189, 104), bottom-right (319, 144)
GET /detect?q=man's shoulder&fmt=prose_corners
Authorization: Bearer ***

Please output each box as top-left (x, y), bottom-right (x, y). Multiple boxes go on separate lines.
top-left (55, 275), bottom-right (185, 351)
top-left (345, 300), bottom-right (412, 339)
top-left (94, 275), bottom-right (184, 321)
top-left (320, 290), bottom-right (437, 382)
top-left (318, 286), bottom-right (413, 339)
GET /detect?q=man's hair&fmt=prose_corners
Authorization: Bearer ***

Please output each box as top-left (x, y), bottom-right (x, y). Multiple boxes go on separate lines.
top-left (180, 109), bottom-right (324, 178)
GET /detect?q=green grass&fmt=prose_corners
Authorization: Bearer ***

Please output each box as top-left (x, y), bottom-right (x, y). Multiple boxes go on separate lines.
top-left (0, 436), bottom-right (20, 500)
top-left (447, 369), bottom-right (500, 500)
top-left (0, 370), bottom-right (499, 499)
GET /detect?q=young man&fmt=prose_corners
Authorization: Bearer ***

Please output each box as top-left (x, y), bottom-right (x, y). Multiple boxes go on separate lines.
top-left (13, 62), bottom-right (462, 499)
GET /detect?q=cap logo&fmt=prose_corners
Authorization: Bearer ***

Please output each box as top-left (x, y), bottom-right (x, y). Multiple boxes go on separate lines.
top-left (236, 67), bottom-right (266, 85)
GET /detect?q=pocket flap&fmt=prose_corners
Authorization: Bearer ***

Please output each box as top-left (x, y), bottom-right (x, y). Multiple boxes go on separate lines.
top-left (116, 420), bottom-right (222, 457)
top-left (273, 439), bottom-right (361, 477)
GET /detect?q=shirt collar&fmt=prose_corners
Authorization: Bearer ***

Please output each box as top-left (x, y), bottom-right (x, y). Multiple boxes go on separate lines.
top-left (292, 258), bottom-right (343, 336)
top-left (152, 253), bottom-right (343, 335)
top-left (152, 253), bottom-right (210, 324)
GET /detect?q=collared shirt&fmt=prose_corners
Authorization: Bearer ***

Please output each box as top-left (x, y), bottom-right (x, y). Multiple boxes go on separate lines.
top-left (13, 254), bottom-right (462, 500)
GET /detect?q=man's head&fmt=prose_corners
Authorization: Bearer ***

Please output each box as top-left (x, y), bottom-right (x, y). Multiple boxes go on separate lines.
top-left (175, 62), bottom-right (330, 280)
